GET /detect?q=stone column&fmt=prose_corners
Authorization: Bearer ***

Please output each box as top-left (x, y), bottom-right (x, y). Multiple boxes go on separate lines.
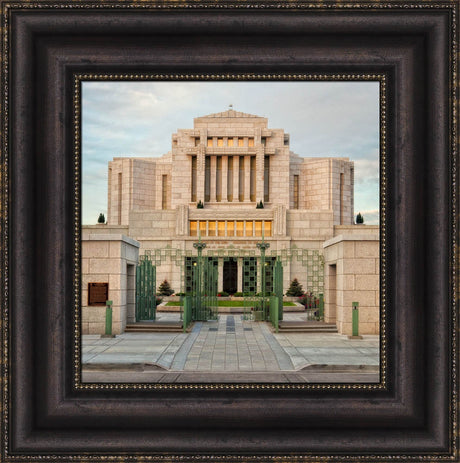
top-left (237, 257), bottom-right (243, 292)
top-left (175, 204), bottom-right (189, 236)
top-left (256, 146), bottom-right (265, 203)
top-left (218, 258), bottom-right (224, 292)
top-left (210, 155), bottom-right (217, 202)
top-left (244, 155), bottom-right (251, 202)
top-left (221, 155), bottom-right (228, 202)
top-left (233, 156), bottom-right (240, 202)
top-left (196, 144), bottom-right (205, 204)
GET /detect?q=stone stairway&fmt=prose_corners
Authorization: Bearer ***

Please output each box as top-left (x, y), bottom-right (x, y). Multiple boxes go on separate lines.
top-left (124, 321), bottom-right (186, 333)
top-left (277, 321), bottom-right (338, 333)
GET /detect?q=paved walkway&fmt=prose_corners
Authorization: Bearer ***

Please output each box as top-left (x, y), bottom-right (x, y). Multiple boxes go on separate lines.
top-left (82, 314), bottom-right (379, 382)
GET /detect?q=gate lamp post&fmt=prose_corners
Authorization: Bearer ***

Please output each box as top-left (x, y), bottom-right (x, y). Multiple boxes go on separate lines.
top-left (256, 234), bottom-right (270, 319)
top-left (193, 234), bottom-right (207, 318)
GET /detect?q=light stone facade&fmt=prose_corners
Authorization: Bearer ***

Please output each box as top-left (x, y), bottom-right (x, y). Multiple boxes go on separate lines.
top-left (82, 109), bottom-right (379, 335)
top-left (323, 226), bottom-right (380, 335)
top-left (82, 229), bottom-right (140, 334)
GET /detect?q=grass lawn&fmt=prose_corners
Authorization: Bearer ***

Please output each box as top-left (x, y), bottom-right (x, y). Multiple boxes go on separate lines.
top-left (165, 300), bottom-right (297, 307)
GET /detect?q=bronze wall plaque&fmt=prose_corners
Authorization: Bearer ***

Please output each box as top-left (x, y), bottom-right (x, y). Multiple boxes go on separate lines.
top-left (88, 283), bottom-right (109, 306)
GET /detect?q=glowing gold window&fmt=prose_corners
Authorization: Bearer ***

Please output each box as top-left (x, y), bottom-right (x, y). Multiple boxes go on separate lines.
top-left (217, 138), bottom-right (224, 147)
top-left (190, 221), bottom-right (197, 236)
top-left (208, 220), bottom-right (216, 237)
top-left (228, 138), bottom-right (234, 147)
top-left (255, 221), bottom-right (263, 237)
top-left (236, 221), bottom-right (244, 237)
top-left (263, 221), bottom-right (272, 237)
top-left (199, 221), bottom-right (206, 237)
top-left (207, 138), bottom-right (213, 147)
top-left (245, 220), bottom-right (253, 237)
top-left (238, 138), bottom-right (244, 147)
top-left (218, 221), bottom-right (226, 236)
top-left (248, 138), bottom-right (254, 147)
top-left (227, 220), bottom-right (234, 236)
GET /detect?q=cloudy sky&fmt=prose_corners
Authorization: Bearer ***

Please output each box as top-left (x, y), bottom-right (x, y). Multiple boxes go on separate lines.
top-left (82, 81), bottom-right (380, 225)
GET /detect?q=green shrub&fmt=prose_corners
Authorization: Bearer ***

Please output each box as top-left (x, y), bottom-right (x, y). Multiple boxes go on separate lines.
top-left (233, 292), bottom-right (244, 297)
top-left (97, 213), bottom-right (105, 224)
top-left (356, 212), bottom-right (364, 224)
top-left (286, 278), bottom-right (304, 297)
top-left (157, 279), bottom-right (174, 296)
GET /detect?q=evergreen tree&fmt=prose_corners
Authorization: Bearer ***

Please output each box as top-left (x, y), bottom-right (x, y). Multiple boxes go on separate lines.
top-left (158, 279), bottom-right (174, 296)
top-left (356, 212), bottom-right (364, 224)
top-left (286, 278), bottom-right (304, 297)
top-left (97, 213), bottom-right (105, 224)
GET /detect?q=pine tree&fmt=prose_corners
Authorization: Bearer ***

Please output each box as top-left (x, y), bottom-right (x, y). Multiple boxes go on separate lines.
top-left (286, 278), bottom-right (304, 297)
top-left (158, 279), bottom-right (174, 296)
top-left (97, 213), bottom-right (105, 224)
top-left (356, 212), bottom-right (364, 224)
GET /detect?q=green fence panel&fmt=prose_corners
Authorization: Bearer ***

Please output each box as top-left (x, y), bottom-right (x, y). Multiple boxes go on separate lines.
top-left (319, 293), bottom-right (324, 320)
top-left (135, 258), bottom-right (156, 321)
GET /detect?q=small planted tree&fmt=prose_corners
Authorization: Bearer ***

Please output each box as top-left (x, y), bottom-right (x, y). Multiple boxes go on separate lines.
top-left (286, 278), bottom-right (304, 297)
top-left (256, 200), bottom-right (264, 209)
top-left (97, 213), bottom-right (105, 224)
top-left (158, 279), bottom-right (174, 296)
top-left (356, 212), bottom-right (364, 224)
top-left (197, 200), bottom-right (204, 209)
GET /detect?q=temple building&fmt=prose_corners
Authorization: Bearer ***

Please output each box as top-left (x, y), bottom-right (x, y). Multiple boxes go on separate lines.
top-left (81, 109), bottom-right (380, 336)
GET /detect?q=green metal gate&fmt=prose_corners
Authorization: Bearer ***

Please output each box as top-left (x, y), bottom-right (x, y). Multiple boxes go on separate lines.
top-left (183, 239), bottom-right (218, 321)
top-left (135, 256), bottom-right (156, 321)
top-left (243, 237), bottom-right (279, 323)
top-left (273, 258), bottom-right (283, 321)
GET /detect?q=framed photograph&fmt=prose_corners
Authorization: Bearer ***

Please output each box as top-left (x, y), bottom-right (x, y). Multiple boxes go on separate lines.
top-left (79, 79), bottom-right (382, 384)
top-left (1, 1), bottom-right (457, 461)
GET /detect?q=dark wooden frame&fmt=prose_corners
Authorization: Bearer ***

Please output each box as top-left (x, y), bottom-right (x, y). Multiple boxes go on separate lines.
top-left (2, 1), bottom-right (457, 461)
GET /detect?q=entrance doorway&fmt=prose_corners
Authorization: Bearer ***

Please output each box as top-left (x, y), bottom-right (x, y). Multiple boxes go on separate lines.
top-left (223, 258), bottom-right (238, 294)
top-left (325, 264), bottom-right (337, 323)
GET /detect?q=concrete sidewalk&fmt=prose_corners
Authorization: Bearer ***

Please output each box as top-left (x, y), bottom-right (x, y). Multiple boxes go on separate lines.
top-left (82, 313), bottom-right (379, 383)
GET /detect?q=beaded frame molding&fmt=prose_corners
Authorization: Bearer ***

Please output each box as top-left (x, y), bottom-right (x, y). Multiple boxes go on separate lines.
top-left (1, 1), bottom-right (458, 462)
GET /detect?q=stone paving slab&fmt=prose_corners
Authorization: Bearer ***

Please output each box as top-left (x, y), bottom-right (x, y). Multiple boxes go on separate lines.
top-left (81, 314), bottom-right (380, 381)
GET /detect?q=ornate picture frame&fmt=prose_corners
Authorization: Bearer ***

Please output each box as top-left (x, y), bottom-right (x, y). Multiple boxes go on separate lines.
top-left (1, 1), bottom-right (457, 461)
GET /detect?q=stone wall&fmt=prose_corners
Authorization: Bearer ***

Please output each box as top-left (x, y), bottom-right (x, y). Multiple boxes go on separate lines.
top-left (286, 210), bottom-right (334, 240)
top-left (323, 232), bottom-right (380, 335)
top-left (82, 232), bottom-right (140, 334)
top-left (107, 158), bottom-right (157, 225)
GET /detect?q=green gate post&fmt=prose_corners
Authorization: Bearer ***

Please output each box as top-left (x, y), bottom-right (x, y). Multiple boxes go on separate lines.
top-left (269, 296), bottom-right (279, 333)
top-left (256, 234), bottom-right (270, 321)
top-left (274, 259), bottom-right (283, 321)
top-left (319, 293), bottom-right (324, 320)
top-left (352, 301), bottom-right (360, 337)
top-left (183, 296), bottom-right (191, 332)
top-left (102, 300), bottom-right (115, 338)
